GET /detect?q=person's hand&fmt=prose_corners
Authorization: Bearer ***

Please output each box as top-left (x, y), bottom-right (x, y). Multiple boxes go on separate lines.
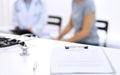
top-left (28, 28), bottom-right (32, 32)
top-left (52, 37), bottom-right (60, 40)
top-left (53, 37), bottom-right (59, 40)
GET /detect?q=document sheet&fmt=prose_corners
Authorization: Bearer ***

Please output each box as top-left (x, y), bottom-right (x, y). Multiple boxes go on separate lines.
top-left (51, 46), bottom-right (115, 74)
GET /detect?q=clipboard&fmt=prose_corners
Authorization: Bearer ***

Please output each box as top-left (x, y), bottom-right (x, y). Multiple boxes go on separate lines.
top-left (51, 46), bottom-right (115, 74)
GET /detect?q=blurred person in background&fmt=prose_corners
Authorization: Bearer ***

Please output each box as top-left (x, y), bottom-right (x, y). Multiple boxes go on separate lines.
top-left (54, 0), bottom-right (99, 46)
top-left (12, 0), bottom-right (51, 39)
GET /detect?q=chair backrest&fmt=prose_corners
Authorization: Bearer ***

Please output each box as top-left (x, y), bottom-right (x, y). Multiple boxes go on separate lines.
top-left (96, 20), bottom-right (109, 47)
top-left (47, 15), bottom-right (62, 37)
top-left (48, 16), bottom-right (62, 31)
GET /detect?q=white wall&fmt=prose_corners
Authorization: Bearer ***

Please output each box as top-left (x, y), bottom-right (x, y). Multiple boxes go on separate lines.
top-left (0, 0), bottom-right (3, 25)
top-left (94, 0), bottom-right (120, 48)
top-left (0, 0), bottom-right (15, 26)
top-left (0, 0), bottom-right (120, 48)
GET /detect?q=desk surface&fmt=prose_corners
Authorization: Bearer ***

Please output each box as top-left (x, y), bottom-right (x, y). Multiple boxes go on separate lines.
top-left (0, 33), bottom-right (120, 75)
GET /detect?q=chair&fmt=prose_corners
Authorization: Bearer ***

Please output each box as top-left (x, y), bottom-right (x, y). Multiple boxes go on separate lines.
top-left (96, 20), bottom-right (109, 47)
top-left (47, 15), bottom-right (62, 37)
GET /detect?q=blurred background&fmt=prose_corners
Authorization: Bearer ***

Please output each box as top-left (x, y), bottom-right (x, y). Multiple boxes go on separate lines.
top-left (0, 0), bottom-right (120, 49)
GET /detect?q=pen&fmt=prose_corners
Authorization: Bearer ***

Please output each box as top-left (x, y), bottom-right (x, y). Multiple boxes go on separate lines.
top-left (65, 46), bottom-right (88, 49)
top-left (33, 61), bottom-right (37, 73)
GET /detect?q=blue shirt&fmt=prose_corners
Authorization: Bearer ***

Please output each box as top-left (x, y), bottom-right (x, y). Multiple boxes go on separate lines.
top-left (72, 0), bottom-right (99, 45)
top-left (24, 1), bottom-right (31, 10)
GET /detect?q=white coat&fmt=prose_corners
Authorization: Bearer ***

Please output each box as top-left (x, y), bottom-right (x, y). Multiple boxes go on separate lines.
top-left (13, 0), bottom-right (51, 38)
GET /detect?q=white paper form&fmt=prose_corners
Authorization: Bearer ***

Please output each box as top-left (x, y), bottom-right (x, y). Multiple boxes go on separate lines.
top-left (51, 46), bottom-right (115, 74)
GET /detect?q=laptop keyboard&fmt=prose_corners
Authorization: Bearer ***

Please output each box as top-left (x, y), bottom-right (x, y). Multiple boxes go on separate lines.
top-left (0, 37), bottom-right (20, 48)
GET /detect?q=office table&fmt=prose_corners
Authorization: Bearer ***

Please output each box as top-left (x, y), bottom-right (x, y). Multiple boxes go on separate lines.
top-left (0, 33), bottom-right (120, 75)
